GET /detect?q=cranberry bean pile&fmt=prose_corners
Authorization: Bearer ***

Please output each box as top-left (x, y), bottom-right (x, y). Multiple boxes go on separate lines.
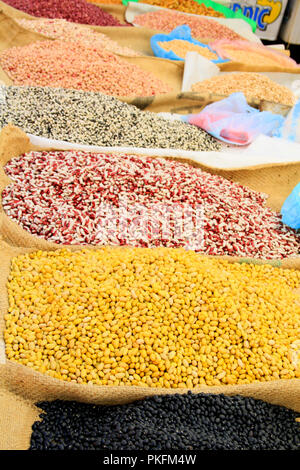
top-left (16, 18), bottom-right (141, 57)
top-left (3, 150), bottom-right (299, 259)
top-left (0, 40), bottom-right (171, 97)
top-left (134, 10), bottom-right (242, 41)
top-left (2, 0), bottom-right (122, 26)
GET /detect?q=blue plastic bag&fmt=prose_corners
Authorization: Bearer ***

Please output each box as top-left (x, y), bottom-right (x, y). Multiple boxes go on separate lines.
top-left (183, 93), bottom-right (285, 145)
top-left (281, 183), bottom-right (300, 230)
top-left (274, 99), bottom-right (300, 143)
top-left (150, 25), bottom-right (228, 64)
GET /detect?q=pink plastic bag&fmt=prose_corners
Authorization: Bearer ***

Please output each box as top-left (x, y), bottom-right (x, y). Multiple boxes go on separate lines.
top-left (210, 40), bottom-right (300, 69)
top-left (185, 93), bottom-right (284, 145)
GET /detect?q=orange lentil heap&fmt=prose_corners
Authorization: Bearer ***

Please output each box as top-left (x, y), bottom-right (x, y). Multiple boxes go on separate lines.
top-left (134, 10), bottom-right (242, 41)
top-left (16, 18), bottom-right (142, 57)
top-left (158, 39), bottom-right (218, 60)
top-left (191, 73), bottom-right (296, 106)
top-left (138, 0), bottom-right (224, 17)
top-left (4, 247), bottom-right (300, 388)
top-left (0, 40), bottom-right (172, 97)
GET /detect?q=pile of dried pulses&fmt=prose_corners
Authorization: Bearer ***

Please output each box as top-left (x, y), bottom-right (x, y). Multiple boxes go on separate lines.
top-left (210, 40), bottom-right (299, 69)
top-left (0, 85), bottom-right (220, 151)
top-left (30, 395), bottom-right (300, 450)
top-left (3, 150), bottom-right (299, 259)
top-left (5, 247), bottom-right (300, 387)
top-left (134, 10), bottom-right (242, 41)
top-left (15, 18), bottom-right (141, 57)
top-left (139, 0), bottom-right (224, 17)
top-left (191, 73), bottom-right (295, 106)
top-left (2, 0), bottom-right (122, 26)
top-left (158, 40), bottom-right (218, 60)
top-left (0, 41), bottom-right (171, 97)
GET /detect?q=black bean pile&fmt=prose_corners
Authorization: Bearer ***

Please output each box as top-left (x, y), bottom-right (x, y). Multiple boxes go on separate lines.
top-left (29, 393), bottom-right (300, 450)
top-left (0, 85), bottom-right (220, 151)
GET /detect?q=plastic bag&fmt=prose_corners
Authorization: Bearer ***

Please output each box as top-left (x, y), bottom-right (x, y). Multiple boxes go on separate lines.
top-left (184, 93), bottom-right (285, 145)
top-left (210, 40), bottom-right (300, 69)
top-left (150, 25), bottom-right (227, 64)
top-left (275, 99), bottom-right (300, 142)
top-left (281, 183), bottom-right (300, 230)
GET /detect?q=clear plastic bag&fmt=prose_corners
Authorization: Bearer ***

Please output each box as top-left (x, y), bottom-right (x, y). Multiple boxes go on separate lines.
top-left (185, 93), bottom-right (284, 145)
top-left (281, 183), bottom-right (300, 230)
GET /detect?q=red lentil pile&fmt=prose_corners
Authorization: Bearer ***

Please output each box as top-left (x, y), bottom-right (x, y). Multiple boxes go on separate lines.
top-left (0, 40), bottom-right (171, 97)
top-left (2, 0), bottom-right (122, 26)
top-left (134, 10), bottom-right (242, 41)
top-left (3, 150), bottom-right (299, 259)
top-left (16, 18), bottom-right (141, 57)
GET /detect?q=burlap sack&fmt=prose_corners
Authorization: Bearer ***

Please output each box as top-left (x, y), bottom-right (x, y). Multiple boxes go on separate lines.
top-left (0, 386), bottom-right (40, 450)
top-left (0, 238), bottom-right (299, 425)
top-left (1, 123), bottom-right (300, 252)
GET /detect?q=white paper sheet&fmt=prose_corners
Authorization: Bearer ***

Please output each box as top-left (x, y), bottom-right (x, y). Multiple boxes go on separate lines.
top-left (182, 54), bottom-right (300, 95)
top-left (28, 133), bottom-right (300, 170)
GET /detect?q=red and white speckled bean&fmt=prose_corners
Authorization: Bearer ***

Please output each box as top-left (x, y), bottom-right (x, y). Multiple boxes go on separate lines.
top-left (0, 40), bottom-right (172, 97)
top-left (3, 150), bottom-right (299, 260)
top-left (16, 18), bottom-right (141, 57)
top-left (134, 10), bottom-right (243, 41)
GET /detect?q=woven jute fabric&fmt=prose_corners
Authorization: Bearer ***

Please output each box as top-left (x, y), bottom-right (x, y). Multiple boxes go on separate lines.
top-left (0, 124), bottom-right (299, 256)
top-left (0, 386), bottom-right (39, 450)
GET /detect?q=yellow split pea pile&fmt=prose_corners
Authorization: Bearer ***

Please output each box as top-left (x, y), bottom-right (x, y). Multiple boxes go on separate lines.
top-left (5, 247), bottom-right (300, 388)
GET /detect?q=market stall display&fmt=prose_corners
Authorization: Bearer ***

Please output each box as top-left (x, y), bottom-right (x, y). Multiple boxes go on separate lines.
top-left (0, 0), bottom-right (299, 453)
top-left (29, 394), bottom-right (300, 450)
top-left (0, 0), bottom-right (123, 26)
top-left (191, 73), bottom-right (296, 106)
top-left (2, 149), bottom-right (299, 258)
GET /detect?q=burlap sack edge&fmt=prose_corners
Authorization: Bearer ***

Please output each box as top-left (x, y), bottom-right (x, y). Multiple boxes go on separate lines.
top-left (0, 123), bottom-right (299, 255)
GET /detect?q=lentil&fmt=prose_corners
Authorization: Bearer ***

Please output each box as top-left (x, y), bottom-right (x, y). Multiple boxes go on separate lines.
top-left (135, 0), bottom-right (225, 17)
top-left (158, 39), bottom-right (218, 60)
top-left (0, 85), bottom-right (220, 151)
top-left (29, 394), bottom-right (300, 450)
top-left (191, 73), bottom-right (296, 106)
top-left (2, 0), bottom-right (122, 27)
top-left (211, 40), bottom-right (299, 69)
top-left (15, 18), bottom-right (141, 57)
top-left (3, 150), bottom-right (299, 259)
top-left (0, 40), bottom-right (171, 97)
top-left (5, 247), bottom-right (300, 387)
top-left (134, 10), bottom-right (242, 41)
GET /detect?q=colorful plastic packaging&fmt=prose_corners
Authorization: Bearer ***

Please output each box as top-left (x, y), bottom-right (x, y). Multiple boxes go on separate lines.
top-left (183, 92), bottom-right (284, 145)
